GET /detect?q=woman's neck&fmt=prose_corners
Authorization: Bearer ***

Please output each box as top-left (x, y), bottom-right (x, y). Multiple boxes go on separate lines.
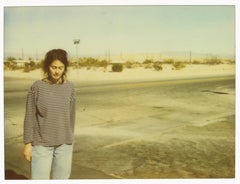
top-left (43, 76), bottom-right (65, 84)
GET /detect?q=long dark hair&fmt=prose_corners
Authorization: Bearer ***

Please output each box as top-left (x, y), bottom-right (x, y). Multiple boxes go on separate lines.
top-left (42, 49), bottom-right (69, 77)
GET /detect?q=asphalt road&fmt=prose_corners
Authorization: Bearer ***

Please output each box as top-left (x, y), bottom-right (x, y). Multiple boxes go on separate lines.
top-left (72, 75), bottom-right (235, 178)
top-left (4, 75), bottom-right (235, 179)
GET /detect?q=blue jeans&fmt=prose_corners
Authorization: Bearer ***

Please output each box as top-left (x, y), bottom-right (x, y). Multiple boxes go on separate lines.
top-left (31, 144), bottom-right (73, 179)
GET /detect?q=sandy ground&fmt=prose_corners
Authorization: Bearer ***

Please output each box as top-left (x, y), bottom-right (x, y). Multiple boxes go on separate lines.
top-left (4, 63), bottom-right (235, 83)
top-left (4, 64), bottom-right (235, 179)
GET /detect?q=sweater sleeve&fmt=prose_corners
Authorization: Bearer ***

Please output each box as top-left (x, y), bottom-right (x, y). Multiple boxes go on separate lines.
top-left (70, 86), bottom-right (76, 133)
top-left (23, 84), bottom-right (38, 144)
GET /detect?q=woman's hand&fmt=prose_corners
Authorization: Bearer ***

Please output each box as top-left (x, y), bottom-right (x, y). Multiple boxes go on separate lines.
top-left (23, 143), bottom-right (32, 162)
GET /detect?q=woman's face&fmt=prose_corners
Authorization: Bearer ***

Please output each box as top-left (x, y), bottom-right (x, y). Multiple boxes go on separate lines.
top-left (49, 60), bottom-right (65, 82)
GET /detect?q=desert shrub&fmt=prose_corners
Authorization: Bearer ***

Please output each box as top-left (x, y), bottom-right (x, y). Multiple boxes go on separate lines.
top-left (192, 60), bottom-right (202, 64)
top-left (172, 62), bottom-right (186, 70)
top-left (76, 57), bottom-right (108, 68)
top-left (6, 56), bottom-right (16, 62)
top-left (23, 61), bottom-right (41, 72)
top-left (153, 63), bottom-right (163, 71)
top-left (124, 61), bottom-right (134, 68)
top-left (4, 61), bottom-right (18, 70)
top-left (23, 62), bottom-right (31, 72)
top-left (204, 57), bottom-right (223, 65)
top-left (98, 59), bottom-right (108, 68)
top-left (29, 60), bottom-right (36, 68)
top-left (112, 63), bottom-right (123, 72)
top-left (4, 57), bottom-right (18, 70)
top-left (225, 59), bottom-right (235, 64)
top-left (143, 59), bottom-right (154, 64)
top-left (70, 61), bottom-right (80, 68)
top-left (124, 61), bottom-right (133, 68)
top-left (77, 57), bottom-right (98, 67)
top-left (144, 63), bottom-right (153, 69)
top-left (86, 57), bottom-right (99, 66)
top-left (163, 59), bottom-right (174, 64)
top-left (124, 61), bottom-right (141, 69)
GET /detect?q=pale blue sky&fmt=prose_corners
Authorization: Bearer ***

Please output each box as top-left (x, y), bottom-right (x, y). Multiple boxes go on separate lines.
top-left (4, 5), bottom-right (235, 59)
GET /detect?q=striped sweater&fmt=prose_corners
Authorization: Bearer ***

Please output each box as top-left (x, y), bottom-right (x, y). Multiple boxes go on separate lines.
top-left (24, 80), bottom-right (76, 146)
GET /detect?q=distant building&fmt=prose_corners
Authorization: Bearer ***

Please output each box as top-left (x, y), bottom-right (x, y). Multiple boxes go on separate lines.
top-left (14, 60), bottom-right (28, 67)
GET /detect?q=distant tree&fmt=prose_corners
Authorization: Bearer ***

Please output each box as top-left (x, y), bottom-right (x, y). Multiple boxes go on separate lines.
top-left (6, 56), bottom-right (16, 62)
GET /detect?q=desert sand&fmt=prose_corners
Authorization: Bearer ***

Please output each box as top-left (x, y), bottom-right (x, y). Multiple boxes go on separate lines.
top-left (4, 63), bottom-right (235, 179)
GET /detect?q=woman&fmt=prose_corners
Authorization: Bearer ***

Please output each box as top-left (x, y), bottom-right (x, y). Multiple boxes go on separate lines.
top-left (23, 49), bottom-right (76, 179)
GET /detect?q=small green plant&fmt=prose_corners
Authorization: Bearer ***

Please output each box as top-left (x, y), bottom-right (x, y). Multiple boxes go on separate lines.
top-left (112, 63), bottom-right (123, 72)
